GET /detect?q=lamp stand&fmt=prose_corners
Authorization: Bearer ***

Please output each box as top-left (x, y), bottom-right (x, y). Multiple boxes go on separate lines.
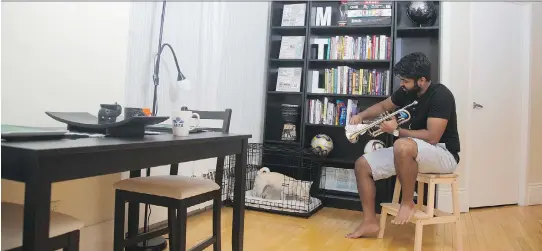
top-left (131, 1), bottom-right (169, 251)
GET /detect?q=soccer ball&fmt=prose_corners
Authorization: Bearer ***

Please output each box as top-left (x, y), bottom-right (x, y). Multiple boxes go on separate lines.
top-left (364, 139), bottom-right (386, 154)
top-left (311, 134), bottom-right (333, 156)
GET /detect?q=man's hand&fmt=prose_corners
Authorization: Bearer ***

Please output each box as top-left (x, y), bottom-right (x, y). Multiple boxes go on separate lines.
top-left (350, 114), bottom-right (364, 125)
top-left (379, 117), bottom-right (398, 134)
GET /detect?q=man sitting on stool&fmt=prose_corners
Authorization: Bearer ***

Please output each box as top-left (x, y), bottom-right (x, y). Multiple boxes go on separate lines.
top-left (345, 52), bottom-right (460, 239)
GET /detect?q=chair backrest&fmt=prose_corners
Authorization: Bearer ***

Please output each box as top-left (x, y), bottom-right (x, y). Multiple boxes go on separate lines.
top-left (169, 108), bottom-right (232, 176)
top-left (188, 109), bottom-right (232, 133)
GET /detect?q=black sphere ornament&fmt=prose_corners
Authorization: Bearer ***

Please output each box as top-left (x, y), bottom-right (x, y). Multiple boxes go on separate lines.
top-left (406, 1), bottom-right (438, 27)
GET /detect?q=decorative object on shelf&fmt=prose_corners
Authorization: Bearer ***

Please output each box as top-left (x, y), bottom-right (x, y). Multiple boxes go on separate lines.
top-left (345, 1), bottom-right (393, 26)
top-left (314, 6), bottom-right (332, 26)
top-left (281, 3), bottom-right (307, 26)
top-left (406, 1), bottom-right (438, 27)
top-left (345, 100), bottom-right (417, 143)
top-left (276, 67), bottom-right (302, 92)
top-left (45, 111), bottom-right (168, 138)
top-left (281, 104), bottom-right (300, 141)
top-left (364, 139), bottom-right (386, 154)
top-left (310, 134), bottom-right (333, 156)
top-left (338, 0), bottom-right (349, 26)
top-left (98, 103), bottom-right (122, 124)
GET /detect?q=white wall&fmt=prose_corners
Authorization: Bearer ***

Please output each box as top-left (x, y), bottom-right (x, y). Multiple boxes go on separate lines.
top-left (124, 2), bottom-right (270, 225)
top-left (1, 0), bottom-right (130, 228)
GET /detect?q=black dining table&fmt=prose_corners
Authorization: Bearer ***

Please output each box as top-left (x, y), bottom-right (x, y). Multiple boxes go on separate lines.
top-left (1, 130), bottom-right (250, 251)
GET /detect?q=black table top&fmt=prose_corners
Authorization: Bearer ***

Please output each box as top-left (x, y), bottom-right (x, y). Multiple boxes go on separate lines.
top-left (1, 132), bottom-right (251, 155)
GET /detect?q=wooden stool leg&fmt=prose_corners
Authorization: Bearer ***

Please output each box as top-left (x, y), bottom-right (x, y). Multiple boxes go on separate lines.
top-left (176, 206), bottom-right (188, 251)
top-left (64, 230), bottom-right (80, 251)
top-left (417, 182), bottom-right (425, 209)
top-left (451, 180), bottom-right (462, 251)
top-left (414, 221), bottom-right (423, 251)
top-left (377, 208), bottom-right (388, 238)
top-left (168, 208), bottom-right (178, 251)
top-left (213, 193), bottom-right (222, 251)
top-left (113, 190), bottom-right (125, 251)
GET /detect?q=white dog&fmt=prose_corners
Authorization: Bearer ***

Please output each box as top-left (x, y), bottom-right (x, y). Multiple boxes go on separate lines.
top-left (252, 167), bottom-right (311, 201)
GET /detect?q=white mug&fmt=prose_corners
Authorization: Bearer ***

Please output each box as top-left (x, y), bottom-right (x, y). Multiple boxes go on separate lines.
top-left (171, 111), bottom-right (200, 136)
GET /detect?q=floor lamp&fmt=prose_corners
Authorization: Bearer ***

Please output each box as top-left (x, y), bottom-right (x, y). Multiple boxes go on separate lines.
top-left (135, 1), bottom-right (187, 250)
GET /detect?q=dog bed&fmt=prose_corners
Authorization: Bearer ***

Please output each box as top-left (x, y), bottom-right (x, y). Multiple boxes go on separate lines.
top-left (230, 189), bottom-right (322, 214)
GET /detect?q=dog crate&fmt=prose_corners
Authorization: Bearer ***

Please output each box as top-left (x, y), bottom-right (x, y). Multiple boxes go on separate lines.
top-left (202, 143), bottom-right (325, 218)
top-left (242, 143), bottom-right (325, 217)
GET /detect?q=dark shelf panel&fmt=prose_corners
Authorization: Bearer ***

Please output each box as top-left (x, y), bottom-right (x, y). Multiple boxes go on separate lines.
top-left (271, 26), bottom-right (307, 36)
top-left (310, 25), bottom-right (392, 36)
top-left (269, 59), bottom-right (305, 68)
top-left (306, 123), bottom-right (344, 128)
top-left (306, 93), bottom-right (389, 98)
top-left (318, 193), bottom-right (363, 212)
top-left (396, 26), bottom-right (439, 37)
top-left (268, 91), bottom-right (303, 95)
top-left (264, 140), bottom-right (300, 145)
top-left (323, 157), bottom-right (356, 165)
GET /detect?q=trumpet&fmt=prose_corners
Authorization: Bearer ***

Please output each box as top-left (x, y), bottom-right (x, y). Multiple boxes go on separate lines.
top-left (345, 101), bottom-right (418, 143)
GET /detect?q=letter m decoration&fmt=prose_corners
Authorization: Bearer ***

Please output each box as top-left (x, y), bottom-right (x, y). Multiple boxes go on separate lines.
top-left (315, 6), bottom-right (332, 26)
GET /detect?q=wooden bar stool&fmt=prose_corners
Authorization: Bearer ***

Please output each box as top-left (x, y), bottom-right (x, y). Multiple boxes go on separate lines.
top-left (378, 173), bottom-right (462, 251)
top-left (112, 109), bottom-right (232, 251)
top-left (1, 202), bottom-right (84, 251)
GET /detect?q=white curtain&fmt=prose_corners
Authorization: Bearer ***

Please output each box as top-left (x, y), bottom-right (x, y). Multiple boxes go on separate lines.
top-left (124, 1), bottom-right (270, 221)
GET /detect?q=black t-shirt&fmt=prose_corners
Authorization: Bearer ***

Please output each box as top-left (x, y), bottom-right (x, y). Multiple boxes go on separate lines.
top-left (391, 83), bottom-right (460, 163)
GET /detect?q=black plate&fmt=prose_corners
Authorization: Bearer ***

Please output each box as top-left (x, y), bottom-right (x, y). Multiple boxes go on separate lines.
top-left (45, 112), bottom-right (169, 129)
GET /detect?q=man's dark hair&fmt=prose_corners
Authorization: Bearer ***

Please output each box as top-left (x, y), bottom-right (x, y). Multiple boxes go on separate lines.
top-left (393, 52), bottom-right (431, 81)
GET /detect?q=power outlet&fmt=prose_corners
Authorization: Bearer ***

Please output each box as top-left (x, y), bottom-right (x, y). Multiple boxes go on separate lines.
top-left (51, 200), bottom-right (60, 212)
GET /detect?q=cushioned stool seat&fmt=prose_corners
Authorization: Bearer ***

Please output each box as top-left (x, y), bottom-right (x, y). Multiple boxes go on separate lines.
top-left (1, 202), bottom-right (84, 251)
top-left (113, 175), bottom-right (220, 200)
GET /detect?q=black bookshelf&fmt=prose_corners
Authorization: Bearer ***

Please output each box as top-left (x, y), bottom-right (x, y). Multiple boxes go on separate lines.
top-left (262, 1), bottom-right (441, 213)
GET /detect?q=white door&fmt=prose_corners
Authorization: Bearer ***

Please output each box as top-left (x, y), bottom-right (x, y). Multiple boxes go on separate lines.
top-left (467, 2), bottom-right (529, 208)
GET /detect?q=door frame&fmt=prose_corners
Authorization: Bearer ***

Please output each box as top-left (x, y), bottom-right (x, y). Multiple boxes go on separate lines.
top-left (464, 1), bottom-right (532, 208)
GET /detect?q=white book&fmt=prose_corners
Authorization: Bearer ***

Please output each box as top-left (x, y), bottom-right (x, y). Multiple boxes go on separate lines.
top-left (279, 36), bottom-right (305, 59)
top-left (276, 68), bottom-right (302, 92)
top-left (281, 3), bottom-right (306, 26)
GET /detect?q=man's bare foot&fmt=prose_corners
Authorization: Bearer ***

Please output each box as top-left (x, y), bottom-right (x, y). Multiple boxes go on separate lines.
top-left (392, 201), bottom-right (416, 225)
top-left (345, 220), bottom-right (380, 239)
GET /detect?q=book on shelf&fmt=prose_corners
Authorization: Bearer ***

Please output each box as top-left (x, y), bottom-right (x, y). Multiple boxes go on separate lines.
top-left (276, 67), bottom-right (302, 92)
top-left (310, 35), bottom-right (391, 60)
top-left (308, 68), bottom-right (390, 96)
top-left (279, 36), bottom-right (305, 59)
top-left (307, 98), bottom-right (359, 126)
top-left (281, 3), bottom-right (306, 26)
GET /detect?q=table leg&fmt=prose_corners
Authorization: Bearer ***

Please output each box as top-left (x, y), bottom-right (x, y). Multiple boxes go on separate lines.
top-left (232, 139), bottom-right (247, 251)
top-left (126, 170), bottom-right (141, 251)
top-left (23, 168), bottom-right (52, 251)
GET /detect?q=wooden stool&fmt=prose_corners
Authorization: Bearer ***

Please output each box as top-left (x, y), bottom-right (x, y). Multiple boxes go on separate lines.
top-left (378, 173), bottom-right (462, 251)
top-left (1, 202), bottom-right (84, 251)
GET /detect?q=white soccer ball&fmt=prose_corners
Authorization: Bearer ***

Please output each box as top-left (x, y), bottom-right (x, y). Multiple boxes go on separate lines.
top-left (364, 139), bottom-right (386, 154)
top-left (311, 134), bottom-right (333, 156)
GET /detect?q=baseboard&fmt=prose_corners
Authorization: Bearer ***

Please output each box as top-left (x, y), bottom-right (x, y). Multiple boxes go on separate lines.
top-left (435, 187), bottom-right (468, 213)
top-left (527, 182), bottom-right (542, 205)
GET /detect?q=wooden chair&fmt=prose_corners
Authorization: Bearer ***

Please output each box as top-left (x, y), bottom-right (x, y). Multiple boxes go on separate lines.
top-left (1, 202), bottom-right (84, 251)
top-left (112, 109), bottom-right (232, 251)
top-left (378, 173), bottom-right (462, 251)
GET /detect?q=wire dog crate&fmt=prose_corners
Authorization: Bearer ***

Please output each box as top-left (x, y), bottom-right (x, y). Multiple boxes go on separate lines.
top-left (202, 143), bottom-right (325, 218)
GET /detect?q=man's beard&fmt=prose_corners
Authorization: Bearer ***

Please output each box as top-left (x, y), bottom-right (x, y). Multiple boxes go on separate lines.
top-left (402, 84), bottom-right (422, 95)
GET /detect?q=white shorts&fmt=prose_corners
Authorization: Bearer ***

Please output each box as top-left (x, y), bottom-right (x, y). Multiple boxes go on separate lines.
top-left (363, 138), bottom-right (458, 181)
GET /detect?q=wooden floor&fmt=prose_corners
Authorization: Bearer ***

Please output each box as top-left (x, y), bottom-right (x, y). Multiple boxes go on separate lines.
top-left (179, 205), bottom-right (542, 251)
